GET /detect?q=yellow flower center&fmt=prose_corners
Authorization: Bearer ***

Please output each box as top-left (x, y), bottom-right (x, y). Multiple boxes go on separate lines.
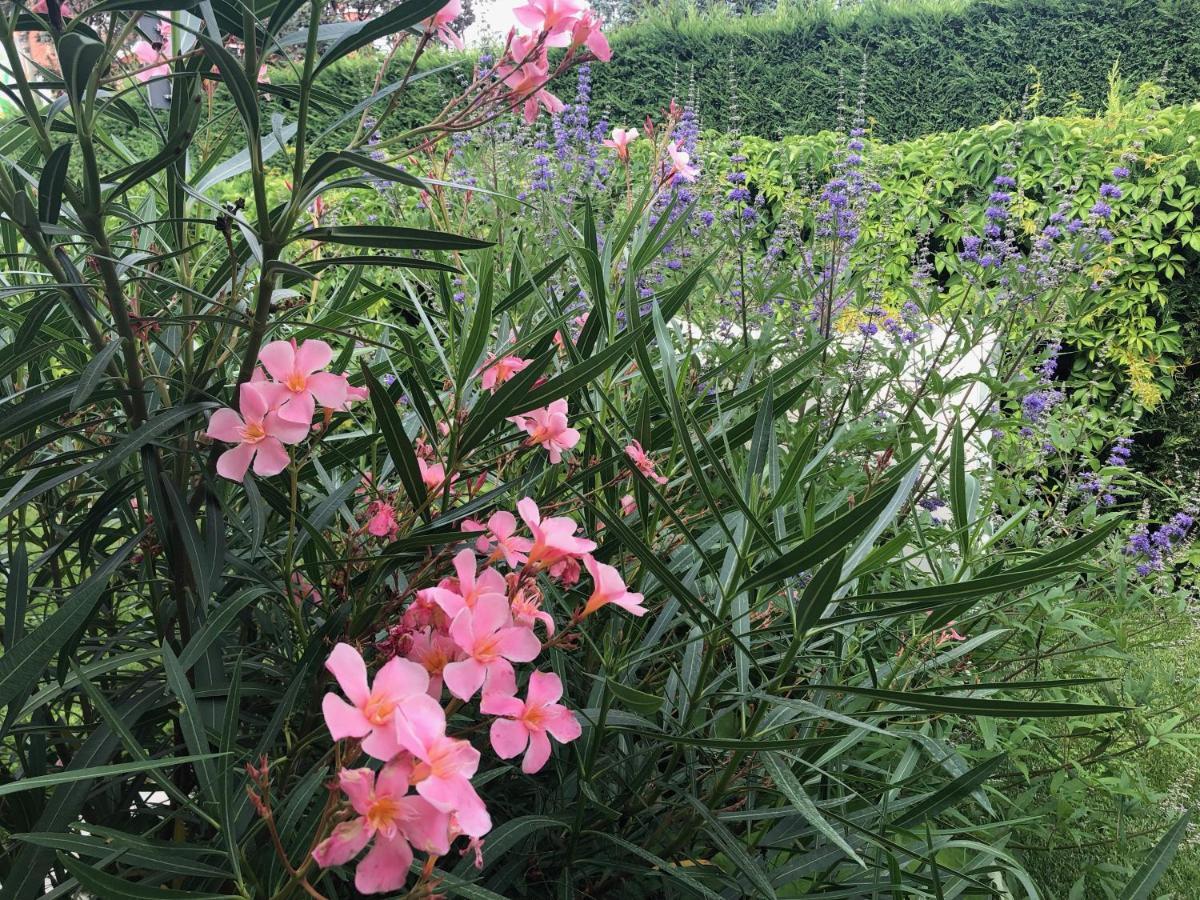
top-left (362, 692), bottom-right (395, 726)
top-left (285, 372), bottom-right (308, 393)
top-left (241, 422), bottom-right (267, 443)
top-left (365, 795), bottom-right (403, 833)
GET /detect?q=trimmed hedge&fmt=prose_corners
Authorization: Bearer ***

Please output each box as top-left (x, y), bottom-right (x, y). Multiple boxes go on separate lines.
top-left (590, 0), bottom-right (1200, 140)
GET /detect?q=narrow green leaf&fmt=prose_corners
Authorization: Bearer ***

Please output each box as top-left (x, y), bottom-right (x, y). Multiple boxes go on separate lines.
top-left (1119, 809), bottom-right (1192, 900)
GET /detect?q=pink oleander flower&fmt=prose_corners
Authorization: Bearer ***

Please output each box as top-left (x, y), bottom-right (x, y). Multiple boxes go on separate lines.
top-left (468, 511), bottom-right (534, 567)
top-left (340, 377), bottom-right (369, 410)
top-left (517, 497), bottom-right (597, 568)
top-left (498, 51), bottom-right (564, 124)
top-left (425, 0), bottom-right (464, 49)
top-left (512, 0), bottom-right (586, 45)
top-left (625, 440), bottom-right (668, 485)
top-left (549, 555), bottom-right (581, 586)
top-left (937, 623), bottom-right (967, 645)
top-left (311, 760), bottom-right (451, 894)
top-left (394, 693), bottom-right (491, 837)
top-left (258, 338), bottom-right (349, 424)
top-left (603, 126), bottom-right (638, 161)
top-left (424, 549), bottom-right (509, 620)
top-left (130, 40), bottom-right (169, 82)
top-left (207, 382), bottom-right (309, 482)
top-left (666, 140), bottom-right (699, 183)
top-left (442, 594), bottom-right (541, 700)
top-left (481, 670), bottom-right (582, 773)
top-left (582, 555), bottom-right (647, 618)
top-left (514, 399), bottom-right (580, 463)
top-left (510, 586), bottom-right (555, 636)
top-left (480, 354), bottom-right (531, 392)
top-left (366, 501), bottom-right (399, 540)
top-left (290, 572), bottom-right (322, 606)
top-left (620, 494), bottom-right (636, 516)
top-left (405, 627), bottom-right (462, 697)
top-left (569, 9), bottom-right (610, 60)
top-left (418, 457), bottom-right (446, 491)
top-left (321, 643), bottom-right (429, 761)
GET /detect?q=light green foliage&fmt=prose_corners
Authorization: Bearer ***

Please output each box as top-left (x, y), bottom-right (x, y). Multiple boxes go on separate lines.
top-left (735, 86), bottom-right (1200, 426)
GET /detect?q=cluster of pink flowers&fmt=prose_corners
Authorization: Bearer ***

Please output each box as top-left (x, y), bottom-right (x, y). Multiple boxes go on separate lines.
top-left (315, 497), bottom-right (645, 892)
top-left (205, 339), bottom-right (364, 482)
top-left (498, 0), bottom-right (611, 123)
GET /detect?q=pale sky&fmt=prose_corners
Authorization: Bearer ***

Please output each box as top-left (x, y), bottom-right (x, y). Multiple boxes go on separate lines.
top-left (463, 0), bottom-right (523, 46)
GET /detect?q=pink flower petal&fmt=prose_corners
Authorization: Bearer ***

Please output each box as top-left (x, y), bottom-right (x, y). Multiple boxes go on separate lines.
top-left (239, 381), bottom-right (270, 422)
top-left (307, 370), bottom-right (349, 408)
top-left (442, 658), bottom-right (487, 700)
top-left (544, 706), bottom-right (583, 743)
top-left (338, 767), bottom-right (377, 816)
top-left (265, 411), bottom-right (310, 445)
top-left (525, 669), bottom-right (563, 707)
top-left (251, 437), bottom-right (290, 476)
top-left (278, 389), bottom-right (315, 425)
top-left (325, 643), bottom-right (370, 705)
top-left (495, 626), bottom-right (541, 662)
top-left (258, 340), bottom-right (294, 382)
top-left (294, 338), bottom-right (333, 375)
top-left (372, 656), bottom-right (429, 700)
top-left (321, 694), bottom-right (372, 740)
top-left (216, 442), bottom-right (255, 482)
top-left (354, 832), bottom-right (413, 894)
top-left (206, 408), bottom-right (245, 443)
top-left (361, 724), bottom-right (404, 761)
top-left (311, 817), bottom-right (371, 868)
top-left (522, 730), bottom-right (553, 773)
top-left (489, 717), bottom-right (529, 760)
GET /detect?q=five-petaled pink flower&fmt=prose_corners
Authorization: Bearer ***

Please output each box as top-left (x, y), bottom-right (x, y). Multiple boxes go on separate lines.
top-left (517, 497), bottom-right (597, 568)
top-left (405, 627), bottom-right (462, 698)
top-left (582, 555), bottom-right (647, 618)
top-left (666, 140), bottom-right (699, 183)
top-left (321, 643), bottom-right (430, 761)
top-left (480, 355), bottom-right (531, 392)
top-left (311, 761), bottom-right (451, 894)
top-left (625, 440), bottom-right (668, 485)
top-left (443, 594), bottom-right (541, 700)
top-left (394, 693), bottom-right (492, 837)
top-left (258, 338), bottom-right (349, 424)
top-left (467, 510), bottom-right (534, 567)
top-left (603, 127), bottom-right (639, 161)
top-left (207, 382), bottom-right (309, 482)
top-left (514, 398), bottom-right (580, 463)
top-left (425, 0), bottom-right (465, 49)
top-left (481, 671), bottom-right (582, 773)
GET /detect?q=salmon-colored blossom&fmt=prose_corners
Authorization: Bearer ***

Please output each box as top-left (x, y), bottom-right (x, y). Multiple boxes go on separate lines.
top-left (206, 382), bottom-right (310, 482)
top-left (516, 497), bottom-right (596, 567)
top-left (466, 510), bottom-right (534, 567)
top-left (481, 671), bottom-right (582, 773)
top-left (625, 440), bottom-right (668, 484)
top-left (366, 501), bottom-right (399, 540)
top-left (443, 594), bottom-right (541, 700)
top-left (569, 9), bottom-right (610, 60)
top-left (393, 693), bottom-right (492, 837)
top-left (666, 140), bottom-right (699, 182)
top-left (321, 643), bottom-right (429, 761)
top-left (480, 354), bottom-right (531, 391)
top-left (311, 760), bottom-right (451, 895)
top-left (514, 398), bottom-right (580, 463)
top-left (404, 627), bottom-right (462, 698)
top-left (582, 555), bottom-right (647, 618)
top-left (257, 338), bottom-right (349, 424)
top-left (603, 127), bottom-right (639, 161)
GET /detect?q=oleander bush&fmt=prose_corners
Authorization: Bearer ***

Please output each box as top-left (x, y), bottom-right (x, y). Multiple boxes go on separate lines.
top-left (1, 1), bottom-right (1199, 899)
